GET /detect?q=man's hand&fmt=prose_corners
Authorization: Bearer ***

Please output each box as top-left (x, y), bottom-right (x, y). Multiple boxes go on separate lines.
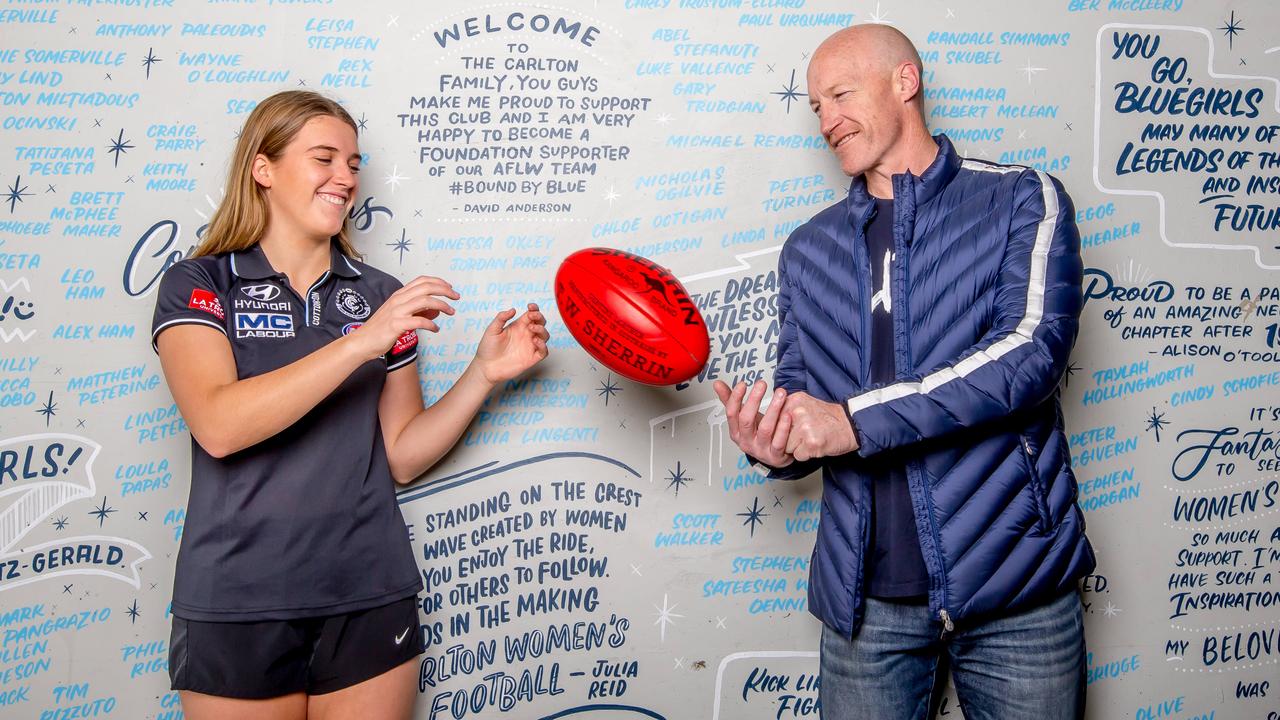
top-left (783, 392), bottom-right (860, 462)
top-left (712, 380), bottom-right (795, 469)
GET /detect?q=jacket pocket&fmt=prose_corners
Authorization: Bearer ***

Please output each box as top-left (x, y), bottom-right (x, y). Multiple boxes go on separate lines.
top-left (1019, 434), bottom-right (1052, 534)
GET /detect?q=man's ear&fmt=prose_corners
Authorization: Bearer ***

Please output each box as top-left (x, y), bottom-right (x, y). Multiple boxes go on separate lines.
top-left (251, 154), bottom-right (272, 189)
top-left (896, 61), bottom-right (923, 105)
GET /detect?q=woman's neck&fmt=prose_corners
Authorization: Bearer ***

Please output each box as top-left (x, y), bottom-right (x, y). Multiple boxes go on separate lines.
top-left (258, 230), bottom-right (331, 293)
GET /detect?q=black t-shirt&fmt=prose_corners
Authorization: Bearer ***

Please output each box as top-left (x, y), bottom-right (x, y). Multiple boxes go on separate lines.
top-left (863, 197), bottom-right (929, 600)
top-left (151, 242), bottom-right (423, 621)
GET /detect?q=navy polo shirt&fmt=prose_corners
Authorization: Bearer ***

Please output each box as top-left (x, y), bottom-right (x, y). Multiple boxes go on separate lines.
top-left (151, 242), bottom-right (422, 621)
top-left (864, 197), bottom-right (929, 600)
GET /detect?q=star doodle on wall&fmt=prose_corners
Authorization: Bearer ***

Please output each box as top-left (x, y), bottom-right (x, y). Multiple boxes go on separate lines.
top-left (142, 47), bottom-right (161, 78)
top-left (653, 593), bottom-right (683, 643)
top-left (89, 496), bottom-right (116, 527)
top-left (665, 462), bottom-right (692, 497)
top-left (63, 584), bottom-right (73, 594)
top-left (1063, 361), bottom-right (1080, 388)
top-left (388, 228), bottom-right (412, 264)
top-left (6, 175), bottom-right (31, 213)
top-left (868, 2), bottom-right (893, 24)
top-left (738, 497), bottom-right (769, 537)
top-left (356, 113), bottom-right (368, 132)
top-left (1019, 59), bottom-right (1045, 85)
top-left (36, 391), bottom-right (57, 426)
top-left (597, 375), bottom-right (622, 406)
top-left (125, 600), bottom-right (141, 623)
top-left (107, 129), bottom-right (134, 167)
top-left (384, 164), bottom-right (410, 192)
top-left (1145, 407), bottom-right (1168, 442)
top-left (771, 69), bottom-right (804, 113)
top-left (603, 185), bottom-right (621, 205)
top-left (1101, 601), bottom-right (1122, 618)
top-left (52, 516), bottom-right (68, 531)
top-left (1219, 10), bottom-right (1244, 50)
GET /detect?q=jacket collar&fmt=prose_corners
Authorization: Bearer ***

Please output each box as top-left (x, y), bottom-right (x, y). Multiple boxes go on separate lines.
top-left (230, 241), bottom-right (362, 280)
top-left (845, 133), bottom-right (962, 217)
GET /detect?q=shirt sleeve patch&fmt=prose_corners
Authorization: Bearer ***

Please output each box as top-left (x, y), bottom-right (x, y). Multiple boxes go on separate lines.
top-left (187, 288), bottom-right (225, 320)
top-left (392, 330), bottom-right (418, 355)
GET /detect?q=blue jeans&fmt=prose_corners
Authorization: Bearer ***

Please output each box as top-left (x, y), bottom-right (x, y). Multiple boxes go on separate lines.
top-left (819, 591), bottom-right (1085, 720)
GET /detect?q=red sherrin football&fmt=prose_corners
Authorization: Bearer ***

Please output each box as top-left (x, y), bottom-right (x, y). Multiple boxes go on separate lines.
top-left (555, 248), bottom-right (710, 386)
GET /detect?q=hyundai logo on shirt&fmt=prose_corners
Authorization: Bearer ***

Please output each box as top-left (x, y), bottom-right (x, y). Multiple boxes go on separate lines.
top-left (241, 284), bottom-right (282, 302)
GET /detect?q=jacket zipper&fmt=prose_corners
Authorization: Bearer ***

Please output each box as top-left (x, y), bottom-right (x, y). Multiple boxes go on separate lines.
top-left (850, 200), bottom-right (876, 640)
top-left (1021, 434), bottom-right (1053, 533)
top-left (890, 173), bottom-right (953, 633)
top-left (856, 203), bottom-right (875, 383)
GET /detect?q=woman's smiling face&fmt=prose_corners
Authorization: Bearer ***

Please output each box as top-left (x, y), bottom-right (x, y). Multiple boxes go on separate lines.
top-left (255, 114), bottom-right (361, 241)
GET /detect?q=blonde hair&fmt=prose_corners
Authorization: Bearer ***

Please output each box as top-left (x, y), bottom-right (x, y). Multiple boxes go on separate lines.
top-left (193, 91), bottom-right (361, 259)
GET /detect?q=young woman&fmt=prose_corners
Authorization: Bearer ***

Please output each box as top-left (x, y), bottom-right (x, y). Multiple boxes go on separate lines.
top-left (151, 90), bottom-right (549, 719)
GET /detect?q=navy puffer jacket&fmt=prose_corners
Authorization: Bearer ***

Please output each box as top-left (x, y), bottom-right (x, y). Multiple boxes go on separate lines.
top-left (770, 134), bottom-right (1095, 637)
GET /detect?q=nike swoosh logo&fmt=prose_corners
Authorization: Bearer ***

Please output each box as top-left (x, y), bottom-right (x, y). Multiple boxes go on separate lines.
top-left (395, 627), bottom-right (411, 645)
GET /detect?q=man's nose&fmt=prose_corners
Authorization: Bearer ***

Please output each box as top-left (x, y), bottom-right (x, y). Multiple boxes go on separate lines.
top-left (819, 106), bottom-right (840, 137)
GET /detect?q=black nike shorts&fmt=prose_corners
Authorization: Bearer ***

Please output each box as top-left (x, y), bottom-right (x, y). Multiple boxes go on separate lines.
top-left (169, 595), bottom-right (424, 698)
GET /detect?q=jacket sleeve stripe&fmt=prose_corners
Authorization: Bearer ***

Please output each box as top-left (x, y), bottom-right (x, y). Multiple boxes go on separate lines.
top-left (846, 166), bottom-right (1059, 415)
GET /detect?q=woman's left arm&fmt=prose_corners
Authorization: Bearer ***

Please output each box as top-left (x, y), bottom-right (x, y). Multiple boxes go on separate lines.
top-left (378, 303), bottom-right (549, 483)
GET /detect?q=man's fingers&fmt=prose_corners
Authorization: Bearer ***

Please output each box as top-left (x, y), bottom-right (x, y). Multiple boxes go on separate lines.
top-left (727, 381), bottom-right (747, 418)
top-left (772, 411), bottom-right (793, 453)
top-left (724, 382), bottom-right (748, 441)
top-left (712, 380), bottom-right (731, 405)
top-left (739, 380), bottom-right (767, 428)
top-left (757, 389), bottom-right (786, 440)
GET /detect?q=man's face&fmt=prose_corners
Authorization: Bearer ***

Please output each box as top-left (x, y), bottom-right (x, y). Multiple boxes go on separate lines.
top-left (806, 46), bottom-right (903, 179)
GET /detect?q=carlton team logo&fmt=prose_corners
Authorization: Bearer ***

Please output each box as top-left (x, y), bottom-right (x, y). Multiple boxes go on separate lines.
top-left (336, 288), bottom-right (371, 319)
top-left (187, 288), bottom-right (225, 320)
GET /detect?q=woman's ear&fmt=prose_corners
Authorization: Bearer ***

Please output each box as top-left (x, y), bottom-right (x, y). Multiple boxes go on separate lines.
top-left (251, 154), bottom-right (272, 189)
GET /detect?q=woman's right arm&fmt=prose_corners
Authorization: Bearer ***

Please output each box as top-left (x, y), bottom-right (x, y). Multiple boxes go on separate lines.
top-left (157, 325), bottom-right (375, 458)
top-left (154, 269), bottom-right (456, 458)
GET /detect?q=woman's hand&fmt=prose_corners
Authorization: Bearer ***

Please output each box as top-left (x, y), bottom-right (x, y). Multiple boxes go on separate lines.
top-left (473, 303), bottom-right (550, 384)
top-left (351, 276), bottom-right (459, 360)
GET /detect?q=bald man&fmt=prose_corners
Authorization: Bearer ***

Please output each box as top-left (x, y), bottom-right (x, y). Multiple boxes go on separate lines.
top-left (714, 24), bottom-right (1093, 719)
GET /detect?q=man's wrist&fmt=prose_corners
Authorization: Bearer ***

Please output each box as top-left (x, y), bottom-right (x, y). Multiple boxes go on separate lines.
top-left (747, 452), bottom-right (793, 471)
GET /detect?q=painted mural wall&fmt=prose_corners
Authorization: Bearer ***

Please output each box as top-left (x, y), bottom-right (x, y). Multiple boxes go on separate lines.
top-left (0, 0), bottom-right (1277, 718)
